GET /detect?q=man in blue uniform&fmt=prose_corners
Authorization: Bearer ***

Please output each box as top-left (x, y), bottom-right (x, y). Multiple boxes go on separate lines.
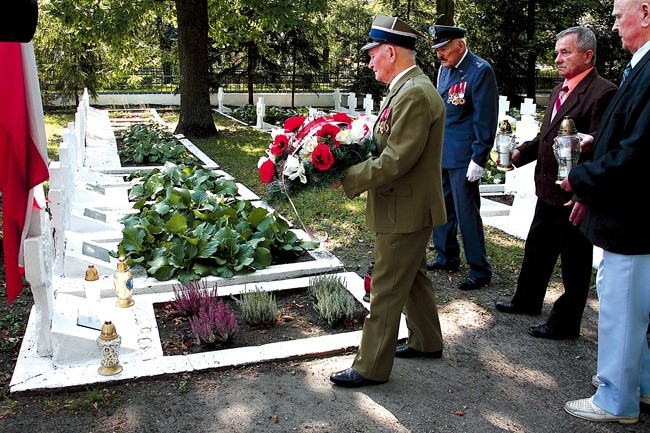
top-left (427, 25), bottom-right (498, 291)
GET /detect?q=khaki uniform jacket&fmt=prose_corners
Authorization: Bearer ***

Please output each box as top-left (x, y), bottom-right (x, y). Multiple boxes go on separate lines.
top-left (342, 66), bottom-right (447, 233)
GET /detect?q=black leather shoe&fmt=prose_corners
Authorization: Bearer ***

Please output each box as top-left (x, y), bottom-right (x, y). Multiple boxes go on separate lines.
top-left (495, 301), bottom-right (541, 316)
top-left (330, 368), bottom-right (387, 387)
top-left (395, 345), bottom-right (443, 359)
top-left (427, 260), bottom-right (459, 272)
top-left (458, 276), bottom-right (490, 291)
top-left (527, 324), bottom-right (579, 340)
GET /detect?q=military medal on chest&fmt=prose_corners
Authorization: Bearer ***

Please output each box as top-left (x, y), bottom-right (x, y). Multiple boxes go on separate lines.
top-left (447, 81), bottom-right (467, 105)
top-left (377, 106), bottom-right (391, 134)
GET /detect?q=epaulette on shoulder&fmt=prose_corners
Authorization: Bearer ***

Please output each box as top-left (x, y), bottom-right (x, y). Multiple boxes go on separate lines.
top-left (475, 60), bottom-right (485, 68)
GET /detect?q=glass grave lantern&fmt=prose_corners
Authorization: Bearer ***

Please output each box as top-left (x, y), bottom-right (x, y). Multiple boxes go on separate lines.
top-left (552, 117), bottom-right (581, 184)
top-left (97, 320), bottom-right (123, 376)
top-left (494, 119), bottom-right (516, 171)
top-left (114, 257), bottom-right (134, 308)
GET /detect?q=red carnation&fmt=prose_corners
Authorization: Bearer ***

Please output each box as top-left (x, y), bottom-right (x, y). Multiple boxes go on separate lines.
top-left (259, 159), bottom-right (276, 183)
top-left (283, 115), bottom-right (306, 133)
top-left (316, 123), bottom-right (342, 147)
top-left (271, 134), bottom-right (289, 155)
top-left (311, 144), bottom-right (335, 171)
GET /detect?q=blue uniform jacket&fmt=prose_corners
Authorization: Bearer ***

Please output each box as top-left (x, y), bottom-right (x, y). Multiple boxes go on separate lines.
top-left (437, 50), bottom-right (498, 170)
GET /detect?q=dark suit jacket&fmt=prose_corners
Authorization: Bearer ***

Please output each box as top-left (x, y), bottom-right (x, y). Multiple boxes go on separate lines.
top-left (342, 66), bottom-right (447, 233)
top-left (437, 50), bottom-right (498, 169)
top-left (568, 50), bottom-right (650, 255)
top-left (516, 69), bottom-right (617, 206)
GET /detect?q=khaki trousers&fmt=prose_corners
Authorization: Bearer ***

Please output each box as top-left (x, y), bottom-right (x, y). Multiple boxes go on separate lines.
top-left (352, 225), bottom-right (443, 381)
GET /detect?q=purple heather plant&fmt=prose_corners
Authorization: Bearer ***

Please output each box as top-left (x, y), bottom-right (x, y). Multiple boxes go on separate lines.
top-left (189, 299), bottom-right (238, 345)
top-left (171, 279), bottom-right (218, 317)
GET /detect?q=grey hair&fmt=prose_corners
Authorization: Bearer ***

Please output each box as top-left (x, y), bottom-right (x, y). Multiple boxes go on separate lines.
top-left (557, 26), bottom-right (597, 62)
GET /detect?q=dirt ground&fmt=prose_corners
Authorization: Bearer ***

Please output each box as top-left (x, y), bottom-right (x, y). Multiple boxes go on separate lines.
top-left (2, 235), bottom-right (649, 433)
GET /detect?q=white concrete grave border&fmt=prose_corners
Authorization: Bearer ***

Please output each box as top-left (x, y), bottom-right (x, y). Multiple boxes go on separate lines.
top-left (12, 89), bottom-right (390, 393)
top-left (11, 271), bottom-right (408, 393)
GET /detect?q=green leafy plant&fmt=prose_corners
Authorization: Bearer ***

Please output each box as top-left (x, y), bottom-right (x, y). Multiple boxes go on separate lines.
top-left (234, 286), bottom-right (279, 327)
top-left (230, 105), bottom-right (257, 125)
top-left (118, 123), bottom-right (196, 165)
top-left (231, 104), bottom-right (306, 126)
top-left (308, 275), bottom-right (356, 326)
top-left (113, 162), bottom-right (319, 282)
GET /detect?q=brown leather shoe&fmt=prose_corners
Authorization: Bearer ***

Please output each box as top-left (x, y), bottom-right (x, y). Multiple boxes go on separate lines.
top-left (330, 368), bottom-right (387, 387)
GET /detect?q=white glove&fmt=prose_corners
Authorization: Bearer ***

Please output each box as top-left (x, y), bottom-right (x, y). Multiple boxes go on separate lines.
top-left (466, 160), bottom-right (484, 182)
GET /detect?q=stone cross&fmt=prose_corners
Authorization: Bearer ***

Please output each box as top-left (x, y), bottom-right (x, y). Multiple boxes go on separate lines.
top-left (347, 92), bottom-right (357, 116)
top-left (218, 87), bottom-right (225, 112)
top-left (255, 97), bottom-right (265, 129)
top-left (520, 98), bottom-right (536, 119)
top-left (333, 89), bottom-right (342, 111)
top-left (498, 95), bottom-right (510, 121)
top-left (308, 107), bottom-right (319, 122)
top-left (516, 98), bottom-right (540, 143)
top-left (363, 94), bottom-right (373, 116)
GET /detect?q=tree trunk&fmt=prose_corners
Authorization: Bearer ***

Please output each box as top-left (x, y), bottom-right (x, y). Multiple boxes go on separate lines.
top-left (437, 0), bottom-right (455, 25)
top-left (173, 0), bottom-right (217, 138)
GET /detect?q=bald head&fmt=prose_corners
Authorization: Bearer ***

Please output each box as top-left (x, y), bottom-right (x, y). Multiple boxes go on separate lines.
top-left (612, 0), bottom-right (650, 53)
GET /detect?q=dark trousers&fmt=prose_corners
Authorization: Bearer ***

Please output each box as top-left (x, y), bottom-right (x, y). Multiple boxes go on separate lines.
top-left (512, 198), bottom-right (594, 333)
top-left (432, 167), bottom-right (491, 280)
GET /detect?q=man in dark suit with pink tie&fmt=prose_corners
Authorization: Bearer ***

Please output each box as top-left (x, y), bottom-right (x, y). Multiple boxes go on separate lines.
top-left (495, 27), bottom-right (617, 340)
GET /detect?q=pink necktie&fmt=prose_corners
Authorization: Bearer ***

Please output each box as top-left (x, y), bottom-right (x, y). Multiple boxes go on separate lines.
top-left (553, 86), bottom-right (569, 119)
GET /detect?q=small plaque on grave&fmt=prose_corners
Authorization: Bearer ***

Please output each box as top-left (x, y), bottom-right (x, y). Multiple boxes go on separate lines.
top-left (83, 208), bottom-right (107, 222)
top-left (82, 242), bottom-right (111, 262)
top-left (77, 309), bottom-right (103, 330)
top-left (86, 183), bottom-right (106, 195)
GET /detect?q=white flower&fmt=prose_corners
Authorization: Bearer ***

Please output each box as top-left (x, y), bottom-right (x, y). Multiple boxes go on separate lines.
top-left (336, 129), bottom-right (354, 145)
top-left (336, 115), bottom-right (373, 145)
top-left (298, 136), bottom-right (318, 160)
top-left (283, 154), bottom-right (307, 183)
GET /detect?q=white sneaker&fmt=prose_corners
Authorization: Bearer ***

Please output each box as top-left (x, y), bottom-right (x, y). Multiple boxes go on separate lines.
top-left (591, 375), bottom-right (650, 404)
top-left (564, 397), bottom-right (638, 424)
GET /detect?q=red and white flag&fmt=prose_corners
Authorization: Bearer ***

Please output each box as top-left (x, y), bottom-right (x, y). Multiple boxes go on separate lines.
top-left (0, 42), bottom-right (49, 305)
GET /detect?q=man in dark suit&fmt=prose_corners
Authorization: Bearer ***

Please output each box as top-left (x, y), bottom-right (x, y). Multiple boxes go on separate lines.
top-left (562, 0), bottom-right (650, 423)
top-left (495, 27), bottom-right (617, 340)
top-left (329, 14), bottom-right (447, 387)
top-left (427, 25), bottom-right (498, 291)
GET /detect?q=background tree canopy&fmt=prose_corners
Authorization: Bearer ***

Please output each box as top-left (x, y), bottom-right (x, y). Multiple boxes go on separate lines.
top-left (33, 0), bottom-right (628, 135)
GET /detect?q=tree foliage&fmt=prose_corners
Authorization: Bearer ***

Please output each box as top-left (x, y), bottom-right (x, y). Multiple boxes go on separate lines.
top-left (34, 0), bottom-right (162, 104)
top-left (457, 0), bottom-right (627, 105)
top-left (32, 0), bottom-right (628, 111)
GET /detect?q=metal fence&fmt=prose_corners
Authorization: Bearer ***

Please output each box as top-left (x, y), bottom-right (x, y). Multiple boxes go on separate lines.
top-left (535, 69), bottom-right (563, 93)
top-left (109, 68), bottom-right (357, 93)
top-left (98, 67), bottom-right (563, 95)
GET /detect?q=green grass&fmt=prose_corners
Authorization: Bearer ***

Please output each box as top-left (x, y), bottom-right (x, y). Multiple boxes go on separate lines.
top-left (44, 112), bottom-right (74, 162)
